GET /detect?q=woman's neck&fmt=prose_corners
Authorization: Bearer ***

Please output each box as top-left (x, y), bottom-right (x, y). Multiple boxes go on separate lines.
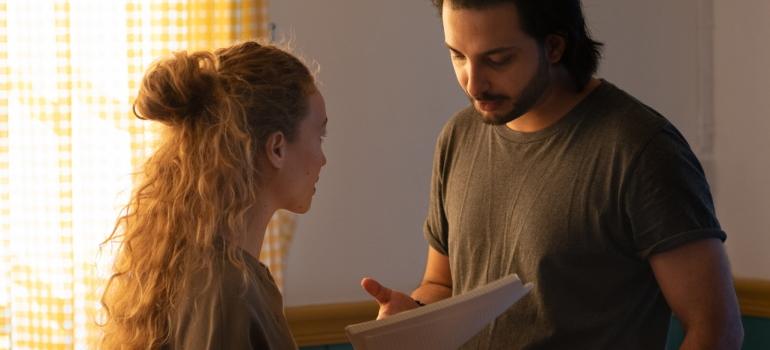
top-left (240, 201), bottom-right (276, 260)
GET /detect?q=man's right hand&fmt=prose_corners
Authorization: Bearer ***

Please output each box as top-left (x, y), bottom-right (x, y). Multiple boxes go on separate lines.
top-left (360, 277), bottom-right (420, 320)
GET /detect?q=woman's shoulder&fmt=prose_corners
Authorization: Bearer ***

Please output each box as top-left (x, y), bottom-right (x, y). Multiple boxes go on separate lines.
top-left (169, 252), bottom-right (295, 349)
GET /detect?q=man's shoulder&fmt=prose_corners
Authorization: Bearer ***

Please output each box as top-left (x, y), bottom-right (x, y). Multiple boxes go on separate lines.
top-left (442, 104), bottom-right (488, 135)
top-left (445, 105), bottom-right (479, 130)
top-left (586, 81), bottom-right (673, 146)
top-left (434, 105), bottom-right (481, 147)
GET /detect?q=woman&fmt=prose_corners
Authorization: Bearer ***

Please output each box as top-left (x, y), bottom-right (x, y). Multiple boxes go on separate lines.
top-left (101, 41), bottom-right (327, 349)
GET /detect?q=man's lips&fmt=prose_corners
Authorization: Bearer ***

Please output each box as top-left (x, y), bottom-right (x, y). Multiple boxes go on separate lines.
top-left (476, 99), bottom-right (504, 112)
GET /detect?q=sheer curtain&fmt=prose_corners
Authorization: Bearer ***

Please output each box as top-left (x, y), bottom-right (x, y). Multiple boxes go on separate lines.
top-left (0, 1), bottom-right (295, 349)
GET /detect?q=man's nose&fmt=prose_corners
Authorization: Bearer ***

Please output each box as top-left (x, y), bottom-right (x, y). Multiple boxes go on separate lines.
top-left (465, 63), bottom-right (489, 99)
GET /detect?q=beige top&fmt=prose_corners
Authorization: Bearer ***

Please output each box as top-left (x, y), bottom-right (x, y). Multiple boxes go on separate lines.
top-left (164, 250), bottom-right (297, 350)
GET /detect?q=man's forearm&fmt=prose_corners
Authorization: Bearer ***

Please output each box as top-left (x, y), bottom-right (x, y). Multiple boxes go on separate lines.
top-left (410, 282), bottom-right (452, 304)
top-left (679, 322), bottom-right (743, 350)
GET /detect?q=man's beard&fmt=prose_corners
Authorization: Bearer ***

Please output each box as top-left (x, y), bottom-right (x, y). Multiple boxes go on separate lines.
top-left (471, 52), bottom-right (551, 126)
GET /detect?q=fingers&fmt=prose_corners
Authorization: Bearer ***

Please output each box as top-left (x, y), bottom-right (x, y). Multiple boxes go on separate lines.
top-left (361, 277), bottom-right (391, 305)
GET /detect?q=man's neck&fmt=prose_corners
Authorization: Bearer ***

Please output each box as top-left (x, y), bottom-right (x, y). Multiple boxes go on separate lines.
top-left (506, 76), bottom-right (601, 133)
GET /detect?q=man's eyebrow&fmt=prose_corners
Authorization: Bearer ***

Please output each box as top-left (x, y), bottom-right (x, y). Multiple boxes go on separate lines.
top-left (445, 43), bottom-right (520, 56)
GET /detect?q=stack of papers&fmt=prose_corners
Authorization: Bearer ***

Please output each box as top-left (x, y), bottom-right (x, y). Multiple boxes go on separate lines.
top-left (345, 274), bottom-right (533, 350)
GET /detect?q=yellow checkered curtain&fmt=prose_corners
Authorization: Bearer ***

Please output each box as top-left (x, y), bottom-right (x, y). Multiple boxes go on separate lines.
top-left (263, 209), bottom-right (297, 289)
top-left (0, 1), bottom-right (298, 349)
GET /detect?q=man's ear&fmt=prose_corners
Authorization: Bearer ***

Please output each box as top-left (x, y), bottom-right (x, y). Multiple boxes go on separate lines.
top-left (265, 131), bottom-right (287, 169)
top-left (544, 34), bottom-right (566, 64)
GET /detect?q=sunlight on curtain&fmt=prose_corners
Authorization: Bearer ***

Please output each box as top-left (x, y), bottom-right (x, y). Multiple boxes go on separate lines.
top-left (0, 1), bottom-right (293, 349)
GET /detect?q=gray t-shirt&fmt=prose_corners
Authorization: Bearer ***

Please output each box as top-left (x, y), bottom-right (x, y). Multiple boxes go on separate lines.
top-left (424, 80), bottom-right (725, 349)
top-left (164, 250), bottom-right (297, 350)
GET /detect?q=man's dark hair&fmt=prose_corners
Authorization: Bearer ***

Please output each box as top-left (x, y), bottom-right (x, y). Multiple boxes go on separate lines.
top-left (432, 0), bottom-right (603, 91)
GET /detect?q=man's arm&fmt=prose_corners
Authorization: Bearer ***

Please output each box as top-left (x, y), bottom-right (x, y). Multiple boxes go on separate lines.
top-left (411, 246), bottom-right (452, 303)
top-left (650, 238), bottom-right (744, 350)
top-left (361, 246), bottom-right (453, 319)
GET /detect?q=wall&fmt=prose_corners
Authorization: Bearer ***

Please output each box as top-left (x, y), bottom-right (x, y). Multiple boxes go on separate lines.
top-left (583, 0), bottom-right (713, 158)
top-left (268, 0), bottom-right (466, 306)
top-left (713, 0), bottom-right (770, 279)
top-left (272, 0), bottom-right (770, 306)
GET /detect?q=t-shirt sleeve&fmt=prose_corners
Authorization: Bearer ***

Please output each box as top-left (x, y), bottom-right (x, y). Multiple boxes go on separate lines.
top-left (174, 266), bottom-right (300, 350)
top-left (423, 126), bottom-right (451, 256)
top-left (624, 124), bottom-right (726, 258)
top-left (220, 289), bottom-right (274, 350)
top-left (177, 287), bottom-right (272, 350)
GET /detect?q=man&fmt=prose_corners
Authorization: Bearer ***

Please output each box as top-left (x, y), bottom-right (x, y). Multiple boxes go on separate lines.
top-left (361, 0), bottom-right (744, 349)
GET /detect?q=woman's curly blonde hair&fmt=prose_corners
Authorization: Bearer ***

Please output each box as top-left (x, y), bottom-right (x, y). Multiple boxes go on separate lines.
top-left (100, 41), bottom-right (315, 349)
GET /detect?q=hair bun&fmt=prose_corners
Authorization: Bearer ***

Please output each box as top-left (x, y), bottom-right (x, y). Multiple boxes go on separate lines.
top-left (133, 51), bottom-right (221, 125)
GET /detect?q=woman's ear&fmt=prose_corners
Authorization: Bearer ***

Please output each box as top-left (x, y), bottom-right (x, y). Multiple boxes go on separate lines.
top-left (544, 34), bottom-right (566, 64)
top-left (265, 131), bottom-right (287, 169)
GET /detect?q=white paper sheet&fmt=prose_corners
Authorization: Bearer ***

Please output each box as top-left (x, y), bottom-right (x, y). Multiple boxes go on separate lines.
top-left (345, 273), bottom-right (533, 350)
